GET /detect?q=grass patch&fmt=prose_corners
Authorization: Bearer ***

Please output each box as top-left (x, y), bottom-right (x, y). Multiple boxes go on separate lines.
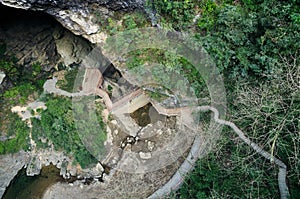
top-left (56, 68), bottom-right (79, 93)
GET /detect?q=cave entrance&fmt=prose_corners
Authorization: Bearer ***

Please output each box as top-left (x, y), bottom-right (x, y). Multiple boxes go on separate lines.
top-left (0, 3), bottom-right (102, 72)
top-left (0, 4), bottom-right (63, 71)
top-left (0, 4), bottom-right (57, 26)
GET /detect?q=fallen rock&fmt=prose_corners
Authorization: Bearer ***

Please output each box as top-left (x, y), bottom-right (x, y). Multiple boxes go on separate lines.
top-left (139, 151), bottom-right (151, 159)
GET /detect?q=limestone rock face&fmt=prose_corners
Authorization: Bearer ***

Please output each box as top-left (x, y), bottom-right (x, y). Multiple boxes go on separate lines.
top-left (53, 27), bottom-right (92, 66)
top-left (0, 151), bottom-right (29, 198)
top-left (0, 0), bottom-right (145, 11)
top-left (0, 0), bottom-right (146, 43)
top-left (0, 5), bottom-right (95, 77)
top-left (0, 5), bottom-right (66, 71)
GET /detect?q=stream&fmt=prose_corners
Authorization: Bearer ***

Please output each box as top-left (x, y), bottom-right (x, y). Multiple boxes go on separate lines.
top-left (2, 165), bottom-right (63, 199)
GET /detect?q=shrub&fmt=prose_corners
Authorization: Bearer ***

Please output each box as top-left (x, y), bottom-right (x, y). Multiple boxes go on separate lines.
top-left (0, 113), bottom-right (30, 154)
top-left (150, 0), bottom-right (196, 30)
top-left (31, 95), bottom-right (106, 168)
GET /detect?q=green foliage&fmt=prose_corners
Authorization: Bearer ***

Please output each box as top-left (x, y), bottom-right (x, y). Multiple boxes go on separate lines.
top-left (196, 0), bottom-right (220, 31)
top-left (96, 11), bottom-right (150, 35)
top-left (0, 113), bottom-right (30, 154)
top-left (150, 0), bottom-right (196, 30)
top-left (123, 15), bottom-right (138, 30)
top-left (177, 136), bottom-right (279, 198)
top-left (0, 78), bottom-right (32, 154)
top-left (107, 84), bottom-right (113, 96)
top-left (31, 62), bottom-right (42, 76)
top-left (126, 49), bottom-right (208, 98)
top-left (31, 95), bottom-right (106, 168)
top-left (3, 83), bottom-right (36, 105)
top-left (72, 96), bottom-right (108, 160)
top-left (0, 59), bottom-right (44, 85)
top-left (196, 0), bottom-right (300, 77)
top-left (240, 0), bottom-right (257, 10)
top-left (139, 1), bottom-right (300, 197)
top-left (57, 68), bottom-right (79, 92)
top-left (227, 54), bottom-right (300, 198)
top-left (174, 53), bottom-right (300, 198)
top-left (0, 52), bottom-right (47, 105)
top-left (145, 90), bottom-right (169, 102)
top-left (0, 60), bottom-right (18, 81)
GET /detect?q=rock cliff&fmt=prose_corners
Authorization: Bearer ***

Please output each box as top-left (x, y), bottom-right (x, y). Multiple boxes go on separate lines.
top-left (0, 0), bottom-right (146, 43)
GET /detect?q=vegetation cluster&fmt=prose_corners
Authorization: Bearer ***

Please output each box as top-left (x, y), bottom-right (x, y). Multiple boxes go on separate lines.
top-left (0, 44), bottom-right (105, 168)
top-left (0, 43), bottom-right (45, 154)
top-left (31, 95), bottom-right (106, 168)
top-left (56, 68), bottom-right (80, 93)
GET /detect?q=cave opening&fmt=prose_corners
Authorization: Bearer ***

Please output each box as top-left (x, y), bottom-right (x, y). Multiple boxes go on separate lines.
top-left (0, 3), bottom-right (103, 92)
top-left (0, 4), bottom-right (62, 73)
top-left (0, 4), bottom-right (128, 94)
top-left (0, 4), bottom-right (57, 26)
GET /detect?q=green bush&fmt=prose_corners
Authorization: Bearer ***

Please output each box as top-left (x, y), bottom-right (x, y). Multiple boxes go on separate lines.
top-left (140, 1), bottom-right (300, 198)
top-left (197, 0), bottom-right (220, 31)
top-left (150, 0), bottom-right (196, 30)
top-left (178, 136), bottom-right (278, 198)
top-left (96, 11), bottom-right (149, 34)
top-left (31, 95), bottom-right (106, 168)
top-left (125, 49), bottom-right (208, 98)
top-left (196, 0), bottom-right (299, 78)
top-left (0, 113), bottom-right (30, 154)
top-left (1, 52), bottom-right (47, 105)
top-left (3, 83), bottom-right (36, 105)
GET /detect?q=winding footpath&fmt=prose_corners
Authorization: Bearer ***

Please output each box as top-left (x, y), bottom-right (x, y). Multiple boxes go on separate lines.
top-left (44, 68), bottom-right (289, 199)
top-left (149, 106), bottom-right (289, 199)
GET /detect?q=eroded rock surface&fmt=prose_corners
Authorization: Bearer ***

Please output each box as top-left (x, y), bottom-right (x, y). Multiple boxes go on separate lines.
top-left (53, 27), bottom-right (92, 66)
top-left (0, 151), bottom-right (29, 198)
top-left (43, 158), bottom-right (183, 199)
top-left (0, 6), bottom-right (96, 70)
top-left (0, 10), bottom-right (60, 71)
top-left (1, 0), bottom-right (146, 43)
